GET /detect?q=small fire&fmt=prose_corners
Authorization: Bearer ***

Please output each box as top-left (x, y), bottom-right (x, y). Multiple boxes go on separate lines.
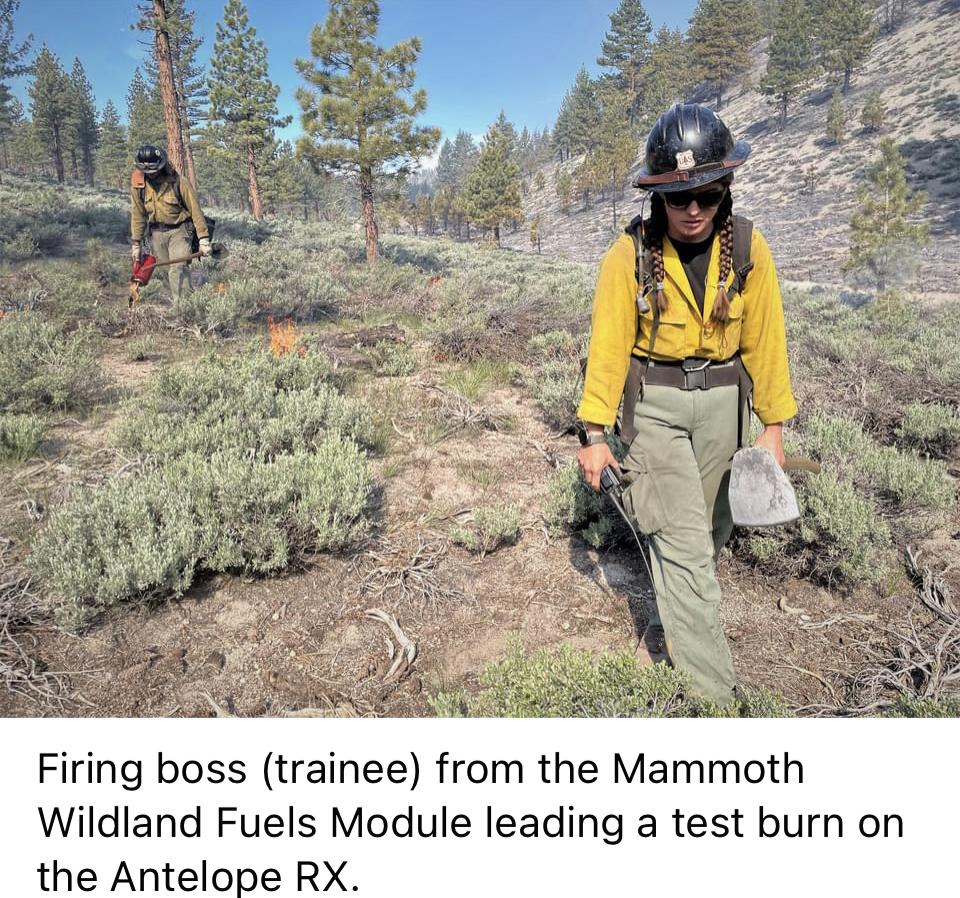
top-left (215, 282), bottom-right (227, 295)
top-left (268, 317), bottom-right (304, 356)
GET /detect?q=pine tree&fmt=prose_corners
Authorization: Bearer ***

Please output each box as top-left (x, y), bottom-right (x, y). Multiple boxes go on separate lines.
top-left (96, 100), bottom-right (128, 190)
top-left (759, 0), bottom-right (817, 130)
top-left (0, 0), bottom-right (31, 177)
top-left (687, 0), bottom-right (759, 109)
top-left (563, 66), bottom-right (601, 156)
top-left (136, 1), bottom-right (187, 174)
top-left (208, 0), bottom-right (290, 220)
top-left (5, 97), bottom-right (45, 175)
top-left (878, 0), bottom-right (908, 35)
top-left (555, 166), bottom-right (574, 213)
top-left (529, 214), bottom-right (542, 254)
top-left (597, 0), bottom-right (653, 120)
top-left (845, 139), bottom-right (928, 292)
top-left (814, 0), bottom-right (874, 94)
top-left (127, 68), bottom-right (165, 155)
top-left (492, 110), bottom-right (518, 159)
top-left (462, 125), bottom-right (521, 246)
top-left (638, 26), bottom-right (690, 129)
top-left (167, 0), bottom-right (206, 186)
top-left (860, 92), bottom-right (885, 133)
top-left (295, 0), bottom-right (440, 263)
top-left (28, 47), bottom-right (70, 183)
top-left (67, 58), bottom-right (98, 186)
top-left (826, 89), bottom-right (847, 144)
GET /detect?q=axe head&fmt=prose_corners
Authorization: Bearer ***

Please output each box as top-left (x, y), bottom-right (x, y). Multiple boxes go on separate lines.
top-left (729, 447), bottom-right (800, 528)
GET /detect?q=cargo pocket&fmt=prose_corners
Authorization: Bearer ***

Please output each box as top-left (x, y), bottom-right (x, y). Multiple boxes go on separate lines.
top-left (637, 303), bottom-right (687, 358)
top-left (620, 450), bottom-right (668, 536)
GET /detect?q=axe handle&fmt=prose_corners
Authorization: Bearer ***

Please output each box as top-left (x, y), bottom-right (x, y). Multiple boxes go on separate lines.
top-left (149, 252), bottom-right (202, 268)
top-left (784, 456), bottom-right (821, 474)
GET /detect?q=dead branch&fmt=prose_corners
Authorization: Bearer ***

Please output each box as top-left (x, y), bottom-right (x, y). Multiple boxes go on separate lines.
top-left (356, 534), bottom-right (468, 610)
top-left (905, 546), bottom-right (958, 625)
top-left (365, 608), bottom-right (417, 680)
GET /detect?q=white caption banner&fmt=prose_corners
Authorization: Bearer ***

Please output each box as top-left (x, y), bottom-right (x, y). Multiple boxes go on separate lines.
top-left (1, 719), bottom-right (955, 896)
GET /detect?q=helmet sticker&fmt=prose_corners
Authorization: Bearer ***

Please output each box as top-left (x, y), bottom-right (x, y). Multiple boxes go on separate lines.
top-left (675, 150), bottom-right (695, 171)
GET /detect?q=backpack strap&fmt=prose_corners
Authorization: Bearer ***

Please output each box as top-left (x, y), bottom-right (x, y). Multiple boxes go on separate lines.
top-left (730, 214), bottom-right (755, 297)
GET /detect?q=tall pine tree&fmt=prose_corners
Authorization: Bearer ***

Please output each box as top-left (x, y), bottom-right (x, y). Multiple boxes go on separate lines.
top-left (814, 0), bottom-right (874, 94)
top-left (687, 0), bottom-right (759, 109)
top-left (462, 124), bottom-right (521, 246)
top-left (845, 139), bottom-right (928, 292)
top-left (127, 68), bottom-right (165, 155)
top-left (208, 0), bottom-right (289, 220)
top-left (68, 58), bottom-right (98, 185)
top-left (295, 0), bottom-right (439, 263)
top-left (0, 0), bottom-right (31, 178)
top-left (760, 0), bottom-right (817, 130)
top-left (96, 100), bottom-right (128, 190)
top-left (597, 0), bottom-right (653, 123)
top-left (28, 47), bottom-right (70, 183)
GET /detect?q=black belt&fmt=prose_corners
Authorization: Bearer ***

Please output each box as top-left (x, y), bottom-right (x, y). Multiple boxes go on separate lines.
top-left (632, 355), bottom-right (741, 391)
top-left (149, 221), bottom-right (184, 231)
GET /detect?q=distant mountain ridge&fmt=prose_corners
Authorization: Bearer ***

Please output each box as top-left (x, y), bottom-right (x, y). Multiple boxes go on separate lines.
top-left (504, 0), bottom-right (960, 293)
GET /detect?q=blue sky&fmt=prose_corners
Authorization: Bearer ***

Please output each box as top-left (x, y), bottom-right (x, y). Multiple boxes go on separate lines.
top-left (11, 0), bottom-right (698, 151)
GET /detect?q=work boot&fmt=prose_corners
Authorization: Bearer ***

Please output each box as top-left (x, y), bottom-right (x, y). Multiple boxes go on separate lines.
top-left (642, 623), bottom-right (670, 663)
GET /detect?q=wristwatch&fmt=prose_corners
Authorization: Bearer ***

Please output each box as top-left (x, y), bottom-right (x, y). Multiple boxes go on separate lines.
top-left (577, 423), bottom-right (607, 447)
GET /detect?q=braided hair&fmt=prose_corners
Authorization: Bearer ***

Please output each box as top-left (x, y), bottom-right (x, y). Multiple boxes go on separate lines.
top-left (642, 178), bottom-right (735, 327)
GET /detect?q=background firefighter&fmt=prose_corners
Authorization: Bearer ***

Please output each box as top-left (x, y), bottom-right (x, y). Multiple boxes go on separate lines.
top-left (130, 145), bottom-right (212, 303)
top-left (576, 103), bottom-right (798, 705)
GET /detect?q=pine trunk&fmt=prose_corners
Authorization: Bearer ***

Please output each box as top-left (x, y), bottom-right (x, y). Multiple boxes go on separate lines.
top-left (247, 143), bottom-right (263, 221)
top-left (494, 223), bottom-right (501, 247)
top-left (843, 67), bottom-right (851, 94)
top-left (153, 1), bottom-right (186, 175)
top-left (70, 147), bottom-right (79, 180)
top-left (52, 125), bottom-right (65, 183)
top-left (359, 166), bottom-right (379, 265)
top-left (82, 145), bottom-right (94, 186)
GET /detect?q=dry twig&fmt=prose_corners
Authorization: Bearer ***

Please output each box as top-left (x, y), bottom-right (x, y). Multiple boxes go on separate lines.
top-left (356, 535), bottom-right (467, 610)
top-left (365, 608), bottom-right (417, 680)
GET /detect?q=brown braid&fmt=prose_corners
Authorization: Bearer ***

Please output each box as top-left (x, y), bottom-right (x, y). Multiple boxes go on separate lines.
top-left (709, 187), bottom-right (735, 327)
top-left (642, 194), bottom-right (669, 313)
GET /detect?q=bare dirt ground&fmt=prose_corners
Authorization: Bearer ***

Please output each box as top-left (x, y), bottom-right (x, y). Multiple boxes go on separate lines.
top-left (4, 306), bottom-right (946, 719)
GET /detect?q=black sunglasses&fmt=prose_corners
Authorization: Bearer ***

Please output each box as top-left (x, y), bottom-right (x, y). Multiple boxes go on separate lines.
top-left (663, 187), bottom-right (728, 209)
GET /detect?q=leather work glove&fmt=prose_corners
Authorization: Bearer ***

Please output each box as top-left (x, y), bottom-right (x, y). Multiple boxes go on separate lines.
top-left (198, 236), bottom-right (213, 257)
top-left (131, 242), bottom-right (142, 263)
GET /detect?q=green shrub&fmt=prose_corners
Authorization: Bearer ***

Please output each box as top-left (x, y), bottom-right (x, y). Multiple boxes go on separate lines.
top-left (32, 441), bottom-right (374, 631)
top-left (115, 349), bottom-right (376, 461)
top-left (0, 413), bottom-right (45, 461)
top-left (896, 402), bottom-right (960, 457)
top-left (799, 472), bottom-right (891, 585)
top-left (542, 459), bottom-right (616, 547)
top-left (0, 314), bottom-right (104, 412)
top-left (174, 279), bottom-right (260, 336)
top-left (125, 337), bottom-right (158, 362)
top-left (430, 635), bottom-right (793, 718)
top-left (805, 414), bottom-right (952, 518)
top-left (530, 358), bottom-right (581, 430)
top-left (367, 340), bottom-right (417, 377)
top-left (0, 229), bottom-right (39, 262)
top-left (882, 696), bottom-right (960, 718)
top-left (450, 503), bottom-right (520, 556)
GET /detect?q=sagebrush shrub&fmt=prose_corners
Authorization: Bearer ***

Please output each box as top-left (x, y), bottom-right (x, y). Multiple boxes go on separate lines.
top-left (32, 441), bottom-right (373, 631)
top-left (542, 459), bottom-right (616, 547)
top-left (896, 402), bottom-right (960, 457)
top-left (367, 340), bottom-right (417, 377)
top-left (0, 314), bottom-right (104, 412)
top-left (115, 349), bottom-right (376, 461)
top-left (450, 503), bottom-right (520, 555)
top-left (429, 635), bottom-right (792, 718)
top-left (0, 413), bottom-right (45, 461)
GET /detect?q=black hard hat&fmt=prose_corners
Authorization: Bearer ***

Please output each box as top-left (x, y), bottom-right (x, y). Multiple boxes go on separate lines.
top-left (135, 145), bottom-right (168, 176)
top-left (633, 104), bottom-right (750, 192)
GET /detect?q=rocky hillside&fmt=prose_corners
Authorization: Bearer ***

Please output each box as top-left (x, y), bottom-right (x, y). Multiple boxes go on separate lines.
top-left (504, 0), bottom-right (960, 292)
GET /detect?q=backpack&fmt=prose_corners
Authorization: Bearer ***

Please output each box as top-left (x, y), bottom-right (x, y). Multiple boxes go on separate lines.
top-left (624, 212), bottom-right (755, 306)
top-left (132, 169), bottom-right (216, 253)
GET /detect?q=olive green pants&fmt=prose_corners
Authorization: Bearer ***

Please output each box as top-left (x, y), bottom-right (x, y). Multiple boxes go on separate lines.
top-left (621, 383), bottom-right (745, 704)
top-left (150, 224), bottom-right (192, 303)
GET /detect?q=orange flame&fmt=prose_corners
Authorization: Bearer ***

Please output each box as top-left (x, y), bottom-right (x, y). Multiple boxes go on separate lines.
top-left (268, 317), bottom-right (304, 356)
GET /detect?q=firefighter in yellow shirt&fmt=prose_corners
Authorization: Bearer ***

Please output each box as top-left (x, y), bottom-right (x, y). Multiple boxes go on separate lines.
top-left (576, 104), bottom-right (798, 704)
top-left (130, 145), bottom-right (211, 302)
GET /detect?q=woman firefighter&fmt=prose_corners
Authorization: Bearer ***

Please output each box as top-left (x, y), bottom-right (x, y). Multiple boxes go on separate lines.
top-left (576, 103), bottom-right (798, 704)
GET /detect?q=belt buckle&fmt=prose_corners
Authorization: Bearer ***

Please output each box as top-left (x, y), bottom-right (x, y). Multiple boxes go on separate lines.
top-left (681, 358), bottom-right (710, 390)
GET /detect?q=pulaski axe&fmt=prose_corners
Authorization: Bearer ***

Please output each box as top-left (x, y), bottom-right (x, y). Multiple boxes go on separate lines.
top-left (729, 448), bottom-right (822, 528)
